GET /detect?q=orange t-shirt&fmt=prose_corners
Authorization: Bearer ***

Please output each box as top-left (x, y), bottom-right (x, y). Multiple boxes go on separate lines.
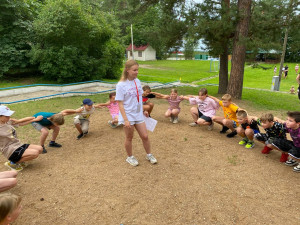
top-left (219, 101), bottom-right (239, 124)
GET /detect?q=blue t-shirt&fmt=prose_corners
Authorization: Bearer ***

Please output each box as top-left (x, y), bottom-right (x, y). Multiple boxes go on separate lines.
top-left (33, 112), bottom-right (55, 126)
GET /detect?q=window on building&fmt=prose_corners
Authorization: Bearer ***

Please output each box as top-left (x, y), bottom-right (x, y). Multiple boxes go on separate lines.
top-left (138, 51), bottom-right (142, 57)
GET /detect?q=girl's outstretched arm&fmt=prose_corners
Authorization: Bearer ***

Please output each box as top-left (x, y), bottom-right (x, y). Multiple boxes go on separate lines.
top-left (151, 91), bottom-right (169, 99)
top-left (94, 101), bottom-right (110, 108)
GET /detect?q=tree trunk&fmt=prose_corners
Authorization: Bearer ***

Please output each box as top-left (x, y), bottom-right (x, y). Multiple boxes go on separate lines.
top-left (218, 0), bottom-right (230, 94)
top-left (218, 46), bottom-right (229, 94)
top-left (227, 0), bottom-right (252, 99)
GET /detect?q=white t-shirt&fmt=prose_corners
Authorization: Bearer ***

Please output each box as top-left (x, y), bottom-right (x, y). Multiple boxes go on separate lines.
top-left (74, 106), bottom-right (95, 121)
top-left (115, 78), bottom-right (144, 122)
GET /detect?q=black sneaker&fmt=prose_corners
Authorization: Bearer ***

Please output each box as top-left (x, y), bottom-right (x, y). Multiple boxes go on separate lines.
top-left (42, 146), bottom-right (47, 154)
top-left (77, 133), bottom-right (84, 140)
top-left (48, 142), bottom-right (62, 148)
top-left (83, 131), bottom-right (88, 135)
top-left (220, 126), bottom-right (229, 133)
top-left (227, 130), bottom-right (237, 138)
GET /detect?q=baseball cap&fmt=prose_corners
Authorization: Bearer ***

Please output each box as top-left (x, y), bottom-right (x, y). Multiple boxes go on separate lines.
top-left (82, 98), bottom-right (94, 106)
top-left (0, 105), bottom-right (15, 116)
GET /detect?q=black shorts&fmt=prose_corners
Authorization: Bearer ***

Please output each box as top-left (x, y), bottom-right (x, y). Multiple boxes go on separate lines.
top-left (8, 144), bottom-right (29, 163)
top-left (198, 110), bottom-right (212, 123)
top-left (272, 138), bottom-right (300, 159)
top-left (254, 133), bottom-right (275, 144)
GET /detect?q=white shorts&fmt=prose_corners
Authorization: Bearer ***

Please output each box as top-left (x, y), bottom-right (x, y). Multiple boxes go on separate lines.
top-left (119, 120), bottom-right (144, 126)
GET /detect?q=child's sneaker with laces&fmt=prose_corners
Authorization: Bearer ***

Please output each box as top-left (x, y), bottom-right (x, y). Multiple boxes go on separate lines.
top-left (4, 162), bottom-right (23, 172)
top-left (108, 120), bottom-right (117, 128)
top-left (285, 158), bottom-right (298, 166)
top-left (239, 138), bottom-right (248, 145)
top-left (189, 122), bottom-right (198, 127)
top-left (245, 141), bottom-right (255, 149)
top-left (293, 164), bottom-right (300, 172)
top-left (280, 153), bottom-right (289, 162)
top-left (77, 133), bottom-right (84, 140)
top-left (207, 122), bottom-right (214, 131)
top-left (220, 126), bottom-right (229, 133)
top-left (48, 142), bottom-right (62, 148)
top-left (126, 156), bottom-right (139, 166)
top-left (173, 117), bottom-right (179, 124)
top-left (146, 154), bottom-right (157, 164)
top-left (261, 145), bottom-right (272, 154)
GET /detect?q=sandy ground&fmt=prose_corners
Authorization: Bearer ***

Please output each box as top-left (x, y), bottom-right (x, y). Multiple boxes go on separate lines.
top-left (1, 100), bottom-right (300, 225)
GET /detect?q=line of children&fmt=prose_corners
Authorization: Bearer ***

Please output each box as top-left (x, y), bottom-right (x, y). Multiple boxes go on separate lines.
top-left (97, 93), bottom-right (120, 128)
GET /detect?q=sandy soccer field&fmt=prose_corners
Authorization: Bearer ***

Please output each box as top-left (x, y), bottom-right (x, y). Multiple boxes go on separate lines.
top-left (2, 100), bottom-right (299, 225)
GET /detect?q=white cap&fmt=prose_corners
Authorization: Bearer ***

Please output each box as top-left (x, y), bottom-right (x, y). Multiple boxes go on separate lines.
top-left (0, 105), bottom-right (15, 116)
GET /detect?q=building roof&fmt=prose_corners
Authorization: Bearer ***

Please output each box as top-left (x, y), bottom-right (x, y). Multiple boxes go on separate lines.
top-left (126, 44), bottom-right (149, 51)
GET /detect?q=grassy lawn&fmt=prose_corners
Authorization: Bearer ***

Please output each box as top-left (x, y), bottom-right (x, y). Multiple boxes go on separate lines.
top-left (1, 61), bottom-right (298, 93)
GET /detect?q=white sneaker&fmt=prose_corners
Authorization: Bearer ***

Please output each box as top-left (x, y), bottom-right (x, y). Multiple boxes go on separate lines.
top-left (173, 117), bottom-right (179, 124)
top-left (108, 120), bottom-right (117, 128)
top-left (126, 156), bottom-right (139, 166)
top-left (207, 122), bottom-right (214, 131)
top-left (146, 154), bottom-right (157, 164)
top-left (189, 122), bottom-right (197, 127)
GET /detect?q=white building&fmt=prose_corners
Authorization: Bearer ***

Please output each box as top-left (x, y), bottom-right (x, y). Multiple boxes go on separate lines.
top-left (126, 44), bottom-right (156, 61)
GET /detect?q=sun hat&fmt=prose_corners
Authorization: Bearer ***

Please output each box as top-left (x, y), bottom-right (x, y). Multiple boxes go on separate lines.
top-left (0, 105), bottom-right (15, 116)
top-left (82, 98), bottom-right (94, 106)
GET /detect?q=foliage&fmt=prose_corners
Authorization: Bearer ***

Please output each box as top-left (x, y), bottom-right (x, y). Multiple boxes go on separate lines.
top-left (0, 0), bottom-right (39, 76)
top-left (29, 0), bottom-right (123, 83)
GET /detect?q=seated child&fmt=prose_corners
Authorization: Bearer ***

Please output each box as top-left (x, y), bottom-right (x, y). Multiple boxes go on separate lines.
top-left (0, 171), bottom-right (18, 192)
top-left (290, 86), bottom-right (295, 94)
top-left (97, 92), bottom-right (120, 128)
top-left (182, 88), bottom-right (219, 130)
top-left (142, 85), bottom-right (156, 117)
top-left (271, 111), bottom-right (300, 172)
top-left (209, 94), bottom-right (239, 138)
top-left (236, 110), bottom-right (260, 149)
top-left (149, 89), bottom-right (184, 124)
top-left (31, 111), bottom-right (66, 153)
top-left (0, 105), bottom-right (43, 171)
top-left (0, 193), bottom-right (22, 225)
top-left (61, 98), bottom-right (102, 139)
top-left (254, 113), bottom-right (288, 161)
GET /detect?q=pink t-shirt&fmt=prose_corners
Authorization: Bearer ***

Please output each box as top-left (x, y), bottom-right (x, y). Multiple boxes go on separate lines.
top-left (107, 102), bottom-right (119, 117)
top-left (189, 96), bottom-right (219, 118)
top-left (167, 96), bottom-right (183, 110)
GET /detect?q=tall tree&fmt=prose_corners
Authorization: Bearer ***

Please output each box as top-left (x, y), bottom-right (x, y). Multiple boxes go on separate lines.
top-left (227, 0), bottom-right (252, 99)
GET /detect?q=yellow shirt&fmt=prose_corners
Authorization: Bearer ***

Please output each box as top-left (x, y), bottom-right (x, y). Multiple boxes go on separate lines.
top-left (219, 101), bottom-right (239, 124)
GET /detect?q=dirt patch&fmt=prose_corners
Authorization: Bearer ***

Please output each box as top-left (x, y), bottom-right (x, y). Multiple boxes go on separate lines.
top-left (3, 100), bottom-right (299, 225)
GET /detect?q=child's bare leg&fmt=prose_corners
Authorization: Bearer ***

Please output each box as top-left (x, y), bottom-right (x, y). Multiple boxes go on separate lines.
top-left (135, 122), bottom-right (151, 154)
top-left (112, 115), bottom-right (118, 125)
top-left (50, 125), bottom-right (60, 142)
top-left (40, 127), bottom-right (49, 146)
top-left (0, 171), bottom-right (17, 192)
top-left (197, 118), bottom-right (210, 126)
top-left (237, 126), bottom-right (245, 137)
top-left (18, 145), bottom-right (42, 162)
top-left (123, 125), bottom-right (134, 156)
top-left (171, 109), bottom-right (180, 117)
top-left (165, 109), bottom-right (172, 118)
top-left (212, 116), bottom-right (224, 126)
top-left (245, 128), bottom-right (254, 140)
top-left (148, 102), bottom-right (154, 114)
top-left (143, 104), bottom-right (151, 114)
top-left (190, 107), bottom-right (199, 122)
top-left (223, 119), bottom-right (235, 131)
top-left (75, 123), bottom-right (83, 134)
